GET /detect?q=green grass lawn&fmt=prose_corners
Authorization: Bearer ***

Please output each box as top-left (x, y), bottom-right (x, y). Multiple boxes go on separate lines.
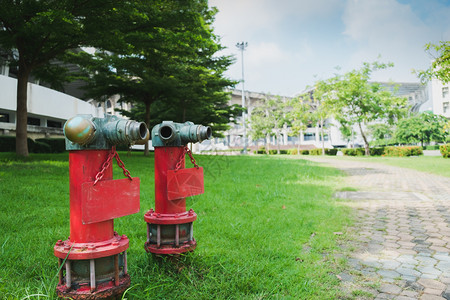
top-left (0, 152), bottom-right (351, 299)
top-left (333, 155), bottom-right (450, 178)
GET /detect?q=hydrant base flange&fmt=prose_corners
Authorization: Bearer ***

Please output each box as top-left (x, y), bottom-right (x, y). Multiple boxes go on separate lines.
top-left (54, 232), bottom-right (128, 260)
top-left (144, 209), bottom-right (197, 224)
top-left (144, 240), bottom-right (196, 254)
top-left (56, 273), bottom-right (131, 300)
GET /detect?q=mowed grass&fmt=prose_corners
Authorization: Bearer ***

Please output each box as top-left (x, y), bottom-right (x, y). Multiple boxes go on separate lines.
top-left (0, 152), bottom-right (351, 299)
top-left (334, 155), bottom-right (450, 178)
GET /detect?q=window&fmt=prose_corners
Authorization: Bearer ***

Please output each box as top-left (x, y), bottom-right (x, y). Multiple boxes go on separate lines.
top-left (27, 117), bottom-right (40, 126)
top-left (0, 113), bottom-right (9, 123)
top-left (47, 120), bottom-right (62, 128)
top-left (106, 100), bottom-right (112, 108)
top-left (304, 133), bottom-right (315, 141)
top-left (442, 87), bottom-right (449, 98)
top-left (444, 102), bottom-right (449, 114)
top-left (319, 135), bottom-right (329, 141)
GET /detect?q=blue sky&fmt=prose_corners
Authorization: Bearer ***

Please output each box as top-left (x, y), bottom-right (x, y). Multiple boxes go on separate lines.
top-left (209, 0), bottom-right (450, 96)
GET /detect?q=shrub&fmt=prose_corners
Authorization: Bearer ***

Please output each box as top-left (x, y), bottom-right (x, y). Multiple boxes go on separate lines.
top-left (325, 148), bottom-right (338, 156)
top-left (0, 136), bottom-right (16, 152)
top-left (425, 145), bottom-right (441, 150)
top-left (342, 148), bottom-right (365, 156)
top-left (33, 141), bottom-right (52, 153)
top-left (288, 148), bottom-right (298, 155)
top-left (36, 138), bottom-right (66, 153)
top-left (440, 144), bottom-right (450, 158)
top-left (309, 148), bottom-right (324, 155)
top-left (370, 147), bottom-right (385, 156)
top-left (384, 146), bottom-right (423, 157)
top-left (300, 149), bottom-right (309, 155)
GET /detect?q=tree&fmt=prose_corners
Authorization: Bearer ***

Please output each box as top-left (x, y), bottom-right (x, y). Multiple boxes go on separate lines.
top-left (417, 41), bottom-right (450, 83)
top-left (0, 0), bottom-right (129, 156)
top-left (328, 62), bottom-right (408, 155)
top-left (310, 79), bottom-right (334, 155)
top-left (249, 95), bottom-right (288, 154)
top-left (287, 97), bottom-right (311, 154)
top-left (367, 123), bottom-right (393, 146)
top-left (395, 112), bottom-right (449, 146)
top-left (77, 0), bottom-right (236, 156)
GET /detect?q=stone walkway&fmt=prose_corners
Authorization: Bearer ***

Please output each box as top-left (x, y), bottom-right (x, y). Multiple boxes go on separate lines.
top-left (303, 157), bottom-right (450, 300)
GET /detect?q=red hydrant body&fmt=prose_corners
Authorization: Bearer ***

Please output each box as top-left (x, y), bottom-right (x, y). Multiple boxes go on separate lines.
top-left (144, 121), bottom-right (210, 255)
top-left (54, 115), bottom-right (147, 299)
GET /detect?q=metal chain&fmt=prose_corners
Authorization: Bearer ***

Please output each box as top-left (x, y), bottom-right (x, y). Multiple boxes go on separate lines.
top-left (94, 146), bottom-right (133, 185)
top-left (175, 146), bottom-right (199, 172)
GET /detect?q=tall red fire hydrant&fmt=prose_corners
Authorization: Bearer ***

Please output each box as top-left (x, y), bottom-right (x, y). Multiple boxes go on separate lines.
top-left (54, 114), bottom-right (148, 299)
top-left (144, 121), bottom-right (211, 254)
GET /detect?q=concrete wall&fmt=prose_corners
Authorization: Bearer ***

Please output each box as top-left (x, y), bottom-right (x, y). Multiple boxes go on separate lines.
top-left (0, 74), bottom-right (98, 138)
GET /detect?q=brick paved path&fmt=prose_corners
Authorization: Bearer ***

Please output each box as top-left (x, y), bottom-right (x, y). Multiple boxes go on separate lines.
top-left (303, 157), bottom-right (450, 300)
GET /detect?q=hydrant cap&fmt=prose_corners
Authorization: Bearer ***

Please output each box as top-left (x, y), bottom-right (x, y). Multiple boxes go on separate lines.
top-left (64, 116), bottom-right (96, 145)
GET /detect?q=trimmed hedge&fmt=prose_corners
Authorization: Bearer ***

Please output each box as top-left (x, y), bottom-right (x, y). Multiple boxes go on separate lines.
top-left (309, 148), bottom-right (322, 155)
top-left (440, 144), bottom-right (450, 158)
top-left (425, 145), bottom-right (441, 150)
top-left (36, 138), bottom-right (66, 153)
top-left (0, 136), bottom-right (65, 153)
top-left (370, 147), bottom-right (385, 156)
top-left (384, 146), bottom-right (423, 157)
top-left (342, 148), bottom-right (365, 156)
top-left (288, 149), bottom-right (310, 155)
top-left (325, 148), bottom-right (338, 156)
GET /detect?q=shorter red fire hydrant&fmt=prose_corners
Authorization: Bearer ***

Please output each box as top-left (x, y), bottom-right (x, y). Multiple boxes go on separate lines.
top-left (144, 121), bottom-right (211, 254)
top-left (54, 114), bottom-right (148, 299)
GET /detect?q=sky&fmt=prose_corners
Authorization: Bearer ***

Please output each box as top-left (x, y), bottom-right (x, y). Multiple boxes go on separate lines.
top-left (209, 0), bottom-right (450, 97)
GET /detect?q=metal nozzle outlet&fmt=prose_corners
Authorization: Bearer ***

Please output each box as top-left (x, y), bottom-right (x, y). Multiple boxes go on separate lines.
top-left (158, 123), bottom-right (176, 143)
top-left (104, 120), bottom-right (149, 145)
top-left (180, 124), bottom-right (212, 144)
top-left (198, 126), bottom-right (212, 141)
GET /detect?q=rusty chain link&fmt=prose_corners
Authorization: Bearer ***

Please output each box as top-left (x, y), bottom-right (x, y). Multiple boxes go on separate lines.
top-left (175, 146), bottom-right (199, 171)
top-left (94, 146), bottom-right (133, 185)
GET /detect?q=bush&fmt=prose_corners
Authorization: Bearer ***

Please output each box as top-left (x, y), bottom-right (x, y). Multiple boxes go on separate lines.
top-left (33, 141), bottom-right (52, 153)
top-left (440, 144), bottom-right (450, 158)
top-left (36, 138), bottom-right (66, 153)
top-left (309, 148), bottom-right (323, 155)
top-left (0, 136), bottom-right (16, 152)
top-left (370, 147), bottom-right (385, 156)
top-left (288, 148), bottom-right (298, 155)
top-left (342, 148), bottom-right (365, 156)
top-left (325, 148), bottom-right (338, 156)
top-left (301, 150), bottom-right (309, 155)
top-left (425, 145), bottom-right (441, 150)
top-left (384, 146), bottom-right (423, 157)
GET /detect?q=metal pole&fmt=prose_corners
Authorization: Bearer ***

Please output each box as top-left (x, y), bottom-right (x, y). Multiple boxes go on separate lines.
top-left (236, 42), bottom-right (248, 154)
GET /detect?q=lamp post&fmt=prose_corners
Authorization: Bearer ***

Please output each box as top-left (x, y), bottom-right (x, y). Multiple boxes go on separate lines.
top-left (236, 41), bottom-right (248, 154)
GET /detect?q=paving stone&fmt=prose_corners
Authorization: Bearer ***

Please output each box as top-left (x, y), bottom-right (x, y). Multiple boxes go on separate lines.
top-left (442, 289), bottom-right (450, 300)
top-left (377, 269), bottom-right (400, 279)
top-left (419, 266), bottom-right (442, 277)
top-left (375, 293), bottom-right (395, 299)
top-left (424, 288), bottom-right (446, 295)
top-left (420, 294), bottom-right (447, 300)
top-left (397, 267), bottom-right (421, 277)
top-left (436, 262), bottom-right (450, 273)
top-left (441, 277), bottom-right (450, 284)
top-left (417, 279), bottom-right (447, 291)
top-left (400, 290), bottom-right (419, 297)
top-left (416, 256), bottom-right (438, 266)
top-left (397, 255), bottom-right (418, 265)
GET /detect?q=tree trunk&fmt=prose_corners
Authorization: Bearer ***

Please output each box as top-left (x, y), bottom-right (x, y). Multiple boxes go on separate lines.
top-left (276, 130), bottom-right (280, 154)
top-left (144, 101), bottom-right (151, 156)
top-left (265, 134), bottom-right (270, 155)
top-left (320, 119), bottom-right (325, 155)
top-left (297, 132), bottom-right (301, 155)
top-left (358, 122), bottom-right (370, 156)
top-left (16, 63), bottom-right (31, 157)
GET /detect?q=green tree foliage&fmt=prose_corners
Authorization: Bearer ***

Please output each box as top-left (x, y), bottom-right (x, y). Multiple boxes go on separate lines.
top-left (367, 123), bottom-right (394, 146)
top-left (76, 0), bottom-right (237, 155)
top-left (250, 96), bottom-right (288, 154)
top-left (328, 62), bottom-right (408, 155)
top-left (287, 97), bottom-right (311, 154)
top-left (0, 0), bottom-right (129, 156)
top-left (417, 41), bottom-right (450, 83)
top-left (395, 112), bottom-right (449, 146)
top-left (310, 79), bottom-right (334, 155)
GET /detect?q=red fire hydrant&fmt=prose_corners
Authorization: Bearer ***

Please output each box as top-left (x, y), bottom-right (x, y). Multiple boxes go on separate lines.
top-left (144, 121), bottom-right (211, 254)
top-left (54, 114), bottom-right (148, 299)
